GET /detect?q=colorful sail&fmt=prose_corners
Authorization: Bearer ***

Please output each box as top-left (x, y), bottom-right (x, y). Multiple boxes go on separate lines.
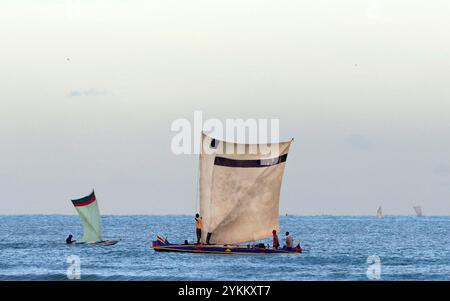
top-left (71, 190), bottom-right (103, 243)
top-left (377, 206), bottom-right (383, 218)
top-left (199, 132), bottom-right (292, 245)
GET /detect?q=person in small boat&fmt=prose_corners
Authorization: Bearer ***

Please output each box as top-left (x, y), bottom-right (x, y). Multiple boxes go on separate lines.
top-left (272, 230), bottom-right (280, 249)
top-left (285, 232), bottom-right (294, 249)
top-left (195, 213), bottom-right (202, 244)
top-left (66, 234), bottom-right (76, 244)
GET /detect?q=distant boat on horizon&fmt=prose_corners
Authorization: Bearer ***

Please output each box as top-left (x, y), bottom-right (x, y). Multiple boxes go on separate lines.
top-left (377, 206), bottom-right (383, 219)
top-left (413, 205), bottom-right (423, 217)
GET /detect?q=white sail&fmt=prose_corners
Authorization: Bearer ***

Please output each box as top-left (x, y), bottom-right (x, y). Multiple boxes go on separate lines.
top-left (199, 133), bottom-right (292, 245)
top-left (71, 190), bottom-right (103, 243)
top-left (413, 206), bottom-right (423, 217)
top-left (377, 206), bottom-right (383, 218)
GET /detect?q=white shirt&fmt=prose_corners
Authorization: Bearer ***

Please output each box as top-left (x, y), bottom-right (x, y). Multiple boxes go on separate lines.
top-left (285, 235), bottom-right (293, 248)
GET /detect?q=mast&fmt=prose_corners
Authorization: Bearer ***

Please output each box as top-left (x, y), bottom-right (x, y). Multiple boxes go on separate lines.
top-left (194, 132), bottom-right (202, 214)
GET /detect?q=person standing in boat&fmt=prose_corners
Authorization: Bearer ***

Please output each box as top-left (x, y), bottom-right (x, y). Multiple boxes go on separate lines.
top-left (285, 232), bottom-right (294, 249)
top-left (272, 230), bottom-right (280, 249)
top-left (195, 213), bottom-right (202, 244)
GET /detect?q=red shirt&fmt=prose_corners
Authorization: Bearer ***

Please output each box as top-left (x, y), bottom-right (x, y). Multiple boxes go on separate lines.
top-left (273, 234), bottom-right (279, 246)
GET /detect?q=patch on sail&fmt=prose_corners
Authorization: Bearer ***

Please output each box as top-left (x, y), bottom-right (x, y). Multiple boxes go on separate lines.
top-left (210, 138), bottom-right (218, 149)
top-left (214, 154), bottom-right (288, 168)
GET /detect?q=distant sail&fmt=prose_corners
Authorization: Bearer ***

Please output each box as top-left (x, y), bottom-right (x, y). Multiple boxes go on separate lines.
top-left (71, 190), bottom-right (102, 243)
top-left (377, 206), bottom-right (383, 218)
top-left (199, 132), bottom-right (292, 245)
top-left (413, 206), bottom-right (423, 217)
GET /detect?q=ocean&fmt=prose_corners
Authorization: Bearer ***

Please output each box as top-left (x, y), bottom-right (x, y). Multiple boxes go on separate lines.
top-left (0, 215), bottom-right (449, 280)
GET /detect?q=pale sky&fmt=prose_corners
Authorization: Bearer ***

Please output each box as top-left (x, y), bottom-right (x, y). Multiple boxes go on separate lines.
top-left (0, 1), bottom-right (449, 215)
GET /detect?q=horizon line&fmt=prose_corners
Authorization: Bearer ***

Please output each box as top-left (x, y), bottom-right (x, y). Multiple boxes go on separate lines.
top-left (0, 213), bottom-right (448, 217)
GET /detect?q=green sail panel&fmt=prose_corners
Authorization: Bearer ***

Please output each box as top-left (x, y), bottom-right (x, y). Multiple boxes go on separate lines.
top-left (71, 191), bottom-right (103, 243)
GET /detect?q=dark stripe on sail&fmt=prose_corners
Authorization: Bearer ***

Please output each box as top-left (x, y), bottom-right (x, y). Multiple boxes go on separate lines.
top-left (214, 154), bottom-right (288, 168)
top-left (71, 191), bottom-right (96, 207)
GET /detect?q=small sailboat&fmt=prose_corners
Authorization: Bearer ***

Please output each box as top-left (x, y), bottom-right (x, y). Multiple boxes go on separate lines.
top-left (413, 205), bottom-right (423, 217)
top-left (71, 190), bottom-right (119, 246)
top-left (377, 206), bottom-right (383, 219)
top-left (152, 132), bottom-right (301, 254)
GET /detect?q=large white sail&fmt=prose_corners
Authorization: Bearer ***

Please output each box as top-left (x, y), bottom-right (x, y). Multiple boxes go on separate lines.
top-left (413, 206), bottom-right (423, 217)
top-left (377, 206), bottom-right (383, 219)
top-left (199, 132), bottom-right (292, 245)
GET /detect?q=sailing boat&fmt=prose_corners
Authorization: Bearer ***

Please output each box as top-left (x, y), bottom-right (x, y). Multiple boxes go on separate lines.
top-left (413, 205), bottom-right (423, 217)
top-left (71, 190), bottom-right (119, 246)
top-left (377, 206), bottom-right (383, 219)
top-left (152, 132), bottom-right (301, 254)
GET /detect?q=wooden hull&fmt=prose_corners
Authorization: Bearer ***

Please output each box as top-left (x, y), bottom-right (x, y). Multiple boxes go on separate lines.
top-left (76, 240), bottom-right (120, 246)
top-left (152, 242), bottom-right (301, 255)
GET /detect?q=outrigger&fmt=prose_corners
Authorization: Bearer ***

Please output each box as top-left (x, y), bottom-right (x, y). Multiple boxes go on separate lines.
top-left (152, 132), bottom-right (302, 255)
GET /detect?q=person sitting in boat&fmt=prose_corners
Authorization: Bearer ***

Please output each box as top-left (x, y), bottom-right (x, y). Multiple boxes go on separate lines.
top-left (285, 232), bottom-right (294, 249)
top-left (195, 213), bottom-right (202, 244)
top-left (66, 234), bottom-right (76, 244)
top-left (272, 230), bottom-right (280, 249)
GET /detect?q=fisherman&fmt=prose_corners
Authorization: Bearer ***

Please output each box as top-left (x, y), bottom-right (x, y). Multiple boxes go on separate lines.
top-left (66, 234), bottom-right (76, 244)
top-left (272, 230), bottom-right (280, 249)
top-left (285, 231), bottom-right (293, 249)
top-left (195, 213), bottom-right (202, 244)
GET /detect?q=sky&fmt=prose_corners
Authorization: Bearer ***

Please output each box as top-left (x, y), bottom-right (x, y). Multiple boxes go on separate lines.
top-left (0, 0), bottom-right (449, 215)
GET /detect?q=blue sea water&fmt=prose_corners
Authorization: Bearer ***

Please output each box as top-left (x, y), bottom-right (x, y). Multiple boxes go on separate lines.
top-left (0, 215), bottom-right (449, 280)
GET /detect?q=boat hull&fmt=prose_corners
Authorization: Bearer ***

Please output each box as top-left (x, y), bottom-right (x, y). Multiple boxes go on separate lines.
top-left (76, 240), bottom-right (120, 246)
top-left (152, 242), bottom-right (301, 255)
